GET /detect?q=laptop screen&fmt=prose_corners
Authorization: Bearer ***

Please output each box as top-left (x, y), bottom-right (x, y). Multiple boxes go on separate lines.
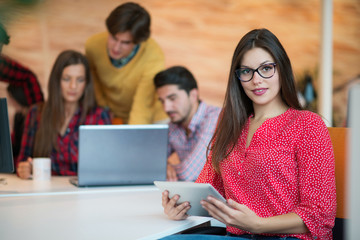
top-left (77, 124), bottom-right (168, 187)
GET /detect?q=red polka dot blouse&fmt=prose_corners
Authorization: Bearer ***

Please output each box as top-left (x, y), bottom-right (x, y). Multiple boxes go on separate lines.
top-left (196, 108), bottom-right (336, 240)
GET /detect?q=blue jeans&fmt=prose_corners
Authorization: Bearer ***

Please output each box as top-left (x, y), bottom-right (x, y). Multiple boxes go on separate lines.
top-left (160, 233), bottom-right (300, 240)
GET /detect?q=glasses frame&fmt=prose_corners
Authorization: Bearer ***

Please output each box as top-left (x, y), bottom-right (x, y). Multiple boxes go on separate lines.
top-left (235, 63), bottom-right (277, 82)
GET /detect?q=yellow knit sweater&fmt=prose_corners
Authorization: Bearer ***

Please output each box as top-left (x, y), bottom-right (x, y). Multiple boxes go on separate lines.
top-left (85, 32), bottom-right (167, 124)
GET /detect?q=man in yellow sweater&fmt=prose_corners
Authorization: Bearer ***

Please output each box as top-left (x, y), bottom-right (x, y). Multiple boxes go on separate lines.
top-left (85, 2), bottom-right (167, 124)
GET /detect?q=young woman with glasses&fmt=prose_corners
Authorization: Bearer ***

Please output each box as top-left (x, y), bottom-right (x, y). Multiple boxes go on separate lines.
top-left (161, 29), bottom-right (336, 240)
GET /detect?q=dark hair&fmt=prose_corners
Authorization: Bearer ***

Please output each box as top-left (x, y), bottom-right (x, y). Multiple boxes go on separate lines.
top-left (34, 50), bottom-right (96, 157)
top-left (154, 66), bottom-right (198, 95)
top-left (0, 22), bottom-right (10, 45)
top-left (106, 2), bottom-right (150, 44)
top-left (210, 28), bottom-right (302, 172)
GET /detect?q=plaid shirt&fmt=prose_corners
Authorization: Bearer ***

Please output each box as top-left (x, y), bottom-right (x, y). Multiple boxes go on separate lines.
top-left (17, 104), bottom-right (112, 176)
top-left (168, 101), bottom-right (221, 181)
top-left (0, 55), bottom-right (44, 105)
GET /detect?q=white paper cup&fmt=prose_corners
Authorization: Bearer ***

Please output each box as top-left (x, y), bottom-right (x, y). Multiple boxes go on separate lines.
top-left (32, 158), bottom-right (51, 181)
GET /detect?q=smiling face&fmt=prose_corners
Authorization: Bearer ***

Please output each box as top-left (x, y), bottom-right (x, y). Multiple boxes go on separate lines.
top-left (156, 84), bottom-right (198, 127)
top-left (107, 31), bottom-right (136, 60)
top-left (60, 64), bottom-right (86, 105)
top-left (239, 47), bottom-right (283, 109)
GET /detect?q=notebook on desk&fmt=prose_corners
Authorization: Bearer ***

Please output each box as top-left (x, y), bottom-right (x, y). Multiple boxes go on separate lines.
top-left (71, 124), bottom-right (168, 187)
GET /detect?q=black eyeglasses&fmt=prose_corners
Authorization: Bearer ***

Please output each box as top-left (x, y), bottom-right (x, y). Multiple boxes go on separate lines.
top-left (235, 63), bottom-right (277, 82)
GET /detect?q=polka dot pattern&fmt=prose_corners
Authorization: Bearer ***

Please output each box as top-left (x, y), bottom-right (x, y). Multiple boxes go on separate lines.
top-left (196, 108), bottom-right (336, 240)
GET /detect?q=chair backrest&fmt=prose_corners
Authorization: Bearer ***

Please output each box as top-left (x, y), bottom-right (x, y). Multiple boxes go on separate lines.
top-left (111, 117), bottom-right (123, 125)
top-left (328, 127), bottom-right (348, 219)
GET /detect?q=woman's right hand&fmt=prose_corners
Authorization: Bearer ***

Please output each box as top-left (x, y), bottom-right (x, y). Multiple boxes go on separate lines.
top-left (162, 190), bottom-right (191, 220)
top-left (17, 157), bottom-right (33, 179)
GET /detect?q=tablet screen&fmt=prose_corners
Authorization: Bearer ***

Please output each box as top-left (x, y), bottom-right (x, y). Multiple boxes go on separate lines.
top-left (154, 181), bottom-right (226, 217)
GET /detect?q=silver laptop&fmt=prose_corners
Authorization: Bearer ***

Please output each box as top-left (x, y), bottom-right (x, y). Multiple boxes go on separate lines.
top-left (72, 124), bottom-right (168, 187)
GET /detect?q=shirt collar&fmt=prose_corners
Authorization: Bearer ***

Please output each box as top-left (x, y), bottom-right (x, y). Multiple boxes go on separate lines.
top-left (110, 44), bottom-right (140, 68)
top-left (186, 101), bottom-right (207, 134)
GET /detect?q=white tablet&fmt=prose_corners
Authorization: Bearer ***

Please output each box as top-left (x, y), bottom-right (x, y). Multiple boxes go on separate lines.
top-left (154, 181), bottom-right (226, 217)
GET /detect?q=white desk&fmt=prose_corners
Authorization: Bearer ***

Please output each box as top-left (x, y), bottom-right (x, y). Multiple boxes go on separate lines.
top-left (0, 173), bottom-right (158, 197)
top-left (0, 174), bottom-right (212, 240)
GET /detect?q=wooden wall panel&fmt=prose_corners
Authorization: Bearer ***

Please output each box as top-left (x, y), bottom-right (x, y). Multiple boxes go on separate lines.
top-left (1, 0), bottom-right (359, 127)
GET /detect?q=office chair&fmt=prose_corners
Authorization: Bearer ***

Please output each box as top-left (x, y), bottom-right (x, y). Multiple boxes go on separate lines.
top-left (328, 127), bottom-right (348, 240)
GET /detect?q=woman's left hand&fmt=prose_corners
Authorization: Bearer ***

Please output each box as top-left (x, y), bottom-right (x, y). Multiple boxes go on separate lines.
top-left (200, 196), bottom-right (263, 233)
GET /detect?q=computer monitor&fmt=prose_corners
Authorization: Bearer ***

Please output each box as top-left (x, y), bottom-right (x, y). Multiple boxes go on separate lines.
top-left (0, 98), bottom-right (14, 173)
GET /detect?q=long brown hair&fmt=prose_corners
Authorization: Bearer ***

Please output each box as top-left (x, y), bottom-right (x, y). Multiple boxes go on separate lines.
top-left (209, 28), bottom-right (302, 172)
top-left (33, 50), bottom-right (96, 157)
